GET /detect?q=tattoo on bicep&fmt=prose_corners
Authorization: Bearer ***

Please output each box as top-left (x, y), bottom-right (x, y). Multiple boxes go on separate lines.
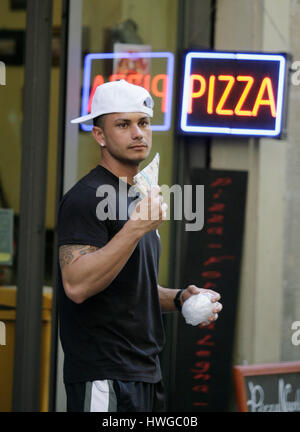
top-left (78, 246), bottom-right (99, 256)
top-left (59, 245), bottom-right (99, 269)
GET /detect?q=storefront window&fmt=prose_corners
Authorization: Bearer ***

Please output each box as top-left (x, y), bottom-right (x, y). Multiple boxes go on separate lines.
top-left (77, 0), bottom-right (178, 286)
top-left (0, 0), bottom-right (26, 412)
top-left (0, 0), bottom-right (62, 412)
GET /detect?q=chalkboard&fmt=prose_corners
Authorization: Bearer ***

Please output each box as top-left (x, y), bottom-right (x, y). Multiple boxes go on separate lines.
top-left (233, 362), bottom-right (300, 412)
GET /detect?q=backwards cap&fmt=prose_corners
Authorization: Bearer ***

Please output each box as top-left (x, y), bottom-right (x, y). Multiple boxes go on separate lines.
top-left (71, 79), bottom-right (154, 124)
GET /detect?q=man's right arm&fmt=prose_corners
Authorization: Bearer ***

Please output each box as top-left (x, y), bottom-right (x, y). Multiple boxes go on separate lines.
top-left (59, 187), bottom-right (165, 304)
top-left (59, 220), bottom-right (144, 304)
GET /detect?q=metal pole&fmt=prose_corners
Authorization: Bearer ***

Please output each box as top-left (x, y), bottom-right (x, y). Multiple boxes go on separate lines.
top-left (53, 0), bottom-right (82, 412)
top-left (12, 0), bottom-right (53, 412)
top-left (48, 0), bottom-right (69, 412)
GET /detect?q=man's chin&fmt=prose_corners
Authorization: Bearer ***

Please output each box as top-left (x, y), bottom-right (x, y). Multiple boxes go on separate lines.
top-left (112, 147), bottom-right (151, 166)
top-left (128, 149), bottom-right (150, 164)
top-left (129, 156), bottom-right (147, 166)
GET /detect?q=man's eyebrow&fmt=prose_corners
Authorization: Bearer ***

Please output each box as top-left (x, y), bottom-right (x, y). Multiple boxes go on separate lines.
top-left (113, 116), bottom-right (150, 123)
top-left (113, 118), bottom-right (130, 123)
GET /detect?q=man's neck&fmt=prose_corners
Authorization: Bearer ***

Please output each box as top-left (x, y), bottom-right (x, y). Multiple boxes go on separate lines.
top-left (100, 159), bottom-right (139, 185)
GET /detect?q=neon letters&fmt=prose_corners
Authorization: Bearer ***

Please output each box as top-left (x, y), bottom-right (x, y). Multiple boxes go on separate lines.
top-left (188, 74), bottom-right (276, 117)
top-left (88, 73), bottom-right (168, 114)
top-left (180, 52), bottom-right (287, 137)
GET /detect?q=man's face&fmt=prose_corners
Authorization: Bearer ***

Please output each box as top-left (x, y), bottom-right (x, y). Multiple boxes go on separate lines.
top-left (96, 112), bottom-right (152, 165)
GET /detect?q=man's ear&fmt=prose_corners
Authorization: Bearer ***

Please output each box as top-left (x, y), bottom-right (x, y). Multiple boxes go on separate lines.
top-left (92, 126), bottom-right (105, 147)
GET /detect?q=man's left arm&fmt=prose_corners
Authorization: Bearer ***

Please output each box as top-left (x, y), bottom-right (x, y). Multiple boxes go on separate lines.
top-left (158, 284), bottom-right (222, 325)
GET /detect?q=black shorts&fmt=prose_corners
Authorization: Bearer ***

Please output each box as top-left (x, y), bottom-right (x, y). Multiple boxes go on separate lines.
top-left (65, 379), bottom-right (166, 412)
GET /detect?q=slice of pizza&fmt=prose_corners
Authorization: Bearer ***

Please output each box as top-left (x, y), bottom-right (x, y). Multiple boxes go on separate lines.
top-left (133, 152), bottom-right (160, 197)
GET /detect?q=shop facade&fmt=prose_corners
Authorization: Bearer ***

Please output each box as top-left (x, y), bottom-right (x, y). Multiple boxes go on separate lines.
top-left (0, 0), bottom-right (299, 412)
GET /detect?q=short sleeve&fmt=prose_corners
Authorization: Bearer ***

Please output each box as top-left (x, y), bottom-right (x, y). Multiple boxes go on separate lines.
top-left (58, 184), bottom-right (109, 248)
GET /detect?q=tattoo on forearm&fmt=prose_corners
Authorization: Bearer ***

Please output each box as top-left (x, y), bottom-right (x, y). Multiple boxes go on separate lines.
top-left (59, 245), bottom-right (99, 269)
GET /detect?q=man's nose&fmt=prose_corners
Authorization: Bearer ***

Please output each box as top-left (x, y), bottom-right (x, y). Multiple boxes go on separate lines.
top-left (131, 124), bottom-right (143, 139)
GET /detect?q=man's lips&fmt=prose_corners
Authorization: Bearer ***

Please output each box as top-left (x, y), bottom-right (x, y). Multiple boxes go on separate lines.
top-left (128, 145), bottom-right (148, 149)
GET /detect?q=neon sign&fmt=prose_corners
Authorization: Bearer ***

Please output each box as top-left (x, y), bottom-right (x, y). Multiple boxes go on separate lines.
top-left (180, 52), bottom-right (288, 137)
top-left (80, 52), bottom-right (174, 132)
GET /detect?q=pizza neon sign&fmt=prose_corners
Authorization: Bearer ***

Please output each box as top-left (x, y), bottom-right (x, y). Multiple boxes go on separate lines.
top-left (180, 52), bottom-right (288, 137)
top-left (80, 52), bottom-right (174, 132)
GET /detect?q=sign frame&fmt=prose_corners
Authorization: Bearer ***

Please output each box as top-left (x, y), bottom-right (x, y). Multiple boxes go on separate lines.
top-left (178, 50), bottom-right (290, 138)
top-left (80, 51), bottom-right (174, 132)
top-left (233, 361), bottom-right (300, 412)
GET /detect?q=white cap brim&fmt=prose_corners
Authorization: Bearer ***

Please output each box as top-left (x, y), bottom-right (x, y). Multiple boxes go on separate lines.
top-left (70, 112), bottom-right (98, 124)
top-left (71, 80), bottom-right (154, 124)
top-left (71, 108), bottom-right (153, 124)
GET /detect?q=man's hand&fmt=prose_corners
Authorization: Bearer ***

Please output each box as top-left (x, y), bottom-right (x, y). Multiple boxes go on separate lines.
top-left (129, 185), bottom-right (167, 234)
top-left (180, 284), bottom-right (222, 327)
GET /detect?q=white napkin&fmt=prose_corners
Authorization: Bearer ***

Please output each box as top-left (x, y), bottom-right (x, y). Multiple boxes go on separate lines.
top-left (182, 292), bottom-right (215, 326)
top-left (133, 152), bottom-right (167, 220)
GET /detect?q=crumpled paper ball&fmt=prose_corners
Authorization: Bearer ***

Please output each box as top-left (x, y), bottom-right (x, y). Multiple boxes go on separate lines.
top-left (182, 292), bottom-right (215, 326)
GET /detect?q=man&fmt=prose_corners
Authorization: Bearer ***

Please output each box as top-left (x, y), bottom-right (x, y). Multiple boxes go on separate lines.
top-left (57, 80), bottom-right (222, 412)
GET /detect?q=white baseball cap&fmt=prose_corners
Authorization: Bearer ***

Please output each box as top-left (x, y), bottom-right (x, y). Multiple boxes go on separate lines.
top-left (71, 79), bottom-right (154, 124)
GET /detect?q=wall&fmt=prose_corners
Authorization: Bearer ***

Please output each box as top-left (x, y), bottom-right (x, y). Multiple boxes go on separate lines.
top-left (281, 0), bottom-right (300, 361)
top-left (214, 0), bottom-right (299, 370)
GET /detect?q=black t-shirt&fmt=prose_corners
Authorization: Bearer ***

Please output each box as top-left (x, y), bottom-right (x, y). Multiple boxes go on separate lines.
top-left (57, 165), bottom-right (165, 384)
